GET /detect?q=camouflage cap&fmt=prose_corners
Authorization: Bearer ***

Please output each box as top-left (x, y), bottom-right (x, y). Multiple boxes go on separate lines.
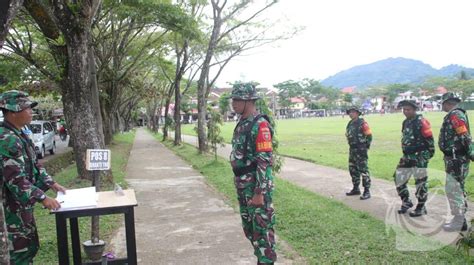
top-left (230, 83), bottom-right (260, 100)
top-left (0, 90), bottom-right (38, 112)
top-left (346, 106), bottom-right (362, 115)
top-left (397, 100), bottom-right (418, 109)
top-left (441, 92), bottom-right (461, 104)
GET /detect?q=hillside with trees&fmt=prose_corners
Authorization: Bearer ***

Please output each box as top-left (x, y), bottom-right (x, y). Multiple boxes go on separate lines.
top-left (321, 57), bottom-right (474, 89)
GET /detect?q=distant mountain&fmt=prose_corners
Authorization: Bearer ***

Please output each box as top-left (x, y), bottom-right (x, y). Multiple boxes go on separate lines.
top-left (320, 57), bottom-right (474, 89)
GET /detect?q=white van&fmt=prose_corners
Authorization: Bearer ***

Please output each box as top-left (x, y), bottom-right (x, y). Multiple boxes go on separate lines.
top-left (29, 120), bottom-right (56, 158)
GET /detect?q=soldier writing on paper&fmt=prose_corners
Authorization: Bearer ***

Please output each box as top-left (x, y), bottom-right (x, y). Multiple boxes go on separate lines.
top-left (0, 90), bottom-right (67, 264)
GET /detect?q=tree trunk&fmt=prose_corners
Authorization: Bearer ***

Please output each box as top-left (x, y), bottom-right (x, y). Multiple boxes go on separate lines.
top-left (89, 47), bottom-right (105, 145)
top-left (196, 5), bottom-right (222, 153)
top-left (173, 42), bottom-right (188, 146)
top-left (196, 86), bottom-right (207, 152)
top-left (115, 111), bottom-right (124, 133)
top-left (61, 32), bottom-right (104, 176)
top-left (162, 96), bottom-right (171, 140)
top-left (100, 95), bottom-right (114, 145)
top-left (173, 86), bottom-right (181, 145)
top-left (162, 85), bottom-right (173, 140)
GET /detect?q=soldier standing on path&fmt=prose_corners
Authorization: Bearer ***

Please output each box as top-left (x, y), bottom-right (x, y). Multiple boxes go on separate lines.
top-left (229, 83), bottom-right (276, 265)
top-left (345, 106), bottom-right (372, 200)
top-left (438, 92), bottom-right (472, 232)
top-left (393, 100), bottom-right (435, 216)
top-left (0, 90), bottom-right (67, 264)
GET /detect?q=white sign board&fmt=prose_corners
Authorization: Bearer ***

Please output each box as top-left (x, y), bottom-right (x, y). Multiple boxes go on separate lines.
top-left (86, 149), bottom-right (111, 170)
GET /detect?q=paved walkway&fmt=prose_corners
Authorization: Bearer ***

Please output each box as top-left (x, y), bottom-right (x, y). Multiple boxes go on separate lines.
top-left (180, 134), bottom-right (474, 247)
top-left (110, 129), bottom-right (295, 264)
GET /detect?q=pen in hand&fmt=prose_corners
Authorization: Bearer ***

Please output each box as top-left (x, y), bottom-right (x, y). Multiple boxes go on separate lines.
top-left (41, 197), bottom-right (63, 210)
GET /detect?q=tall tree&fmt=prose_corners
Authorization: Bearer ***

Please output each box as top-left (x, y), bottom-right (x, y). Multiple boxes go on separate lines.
top-left (196, 0), bottom-right (281, 152)
top-left (2, 0), bottom-right (106, 257)
top-left (4, 0), bottom-right (105, 244)
top-left (94, 1), bottom-right (193, 144)
top-left (171, 0), bottom-right (203, 145)
top-left (274, 80), bottom-right (303, 111)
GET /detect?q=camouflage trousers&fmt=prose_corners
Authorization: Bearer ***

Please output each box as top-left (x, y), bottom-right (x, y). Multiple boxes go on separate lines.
top-left (235, 176), bottom-right (276, 263)
top-left (348, 148), bottom-right (371, 189)
top-left (444, 156), bottom-right (470, 216)
top-left (6, 207), bottom-right (39, 265)
top-left (393, 153), bottom-right (429, 204)
top-left (10, 246), bottom-right (37, 265)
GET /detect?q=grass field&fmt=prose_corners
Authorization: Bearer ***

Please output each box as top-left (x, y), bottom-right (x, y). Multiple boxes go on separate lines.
top-left (181, 111), bottom-right (474, 196)
top-left (158, 134), bottom-right (472, 264)
top-left (34, 131), bottom-right (135, 264)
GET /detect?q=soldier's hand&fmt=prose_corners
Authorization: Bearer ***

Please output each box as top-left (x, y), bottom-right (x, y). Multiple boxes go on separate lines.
top-left (50, 183), bottom-right (67, 194)
top-left (249, 194), bottom-right (264, 207)
top-left (42, 197), bottom-right (61, 210)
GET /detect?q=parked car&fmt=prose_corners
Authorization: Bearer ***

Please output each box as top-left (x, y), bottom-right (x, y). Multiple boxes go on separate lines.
top-left (29, 120), bottom-right (56, 159)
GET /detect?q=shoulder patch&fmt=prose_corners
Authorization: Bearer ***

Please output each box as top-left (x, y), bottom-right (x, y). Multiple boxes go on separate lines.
top-left (256, 121), bottom-right (272, 152)
top-left (420, 118), bottom-right (433, 138)
top-left (450, 113), bottom-right (468, 135)
top-left (361, 121), bottom-right (372, 136)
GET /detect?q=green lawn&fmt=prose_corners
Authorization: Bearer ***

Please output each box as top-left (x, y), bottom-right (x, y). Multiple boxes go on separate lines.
top-left (158, 134), bottom-right (471, 264)
top-left (182, 111), bottom-right (474, 196)
top-left (34, 131), bottom-right (136, 264)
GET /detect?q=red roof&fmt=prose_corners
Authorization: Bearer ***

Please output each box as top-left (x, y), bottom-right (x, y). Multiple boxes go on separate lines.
top-left (341, 86), bottom-right (356, 94)
top-left (290, 97), bottom-right (305, 103)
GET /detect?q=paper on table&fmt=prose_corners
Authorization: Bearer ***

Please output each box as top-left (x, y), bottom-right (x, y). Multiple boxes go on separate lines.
top-left (55, 186), bottom-right (98, 211)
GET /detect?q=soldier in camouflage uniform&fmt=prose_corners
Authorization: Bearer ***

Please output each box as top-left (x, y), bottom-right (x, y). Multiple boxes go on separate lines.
top-left (438, 92), bottom-right (471, 231)
top-left (229, 83), bottom-right (276, 265)
top-left (0, 90), bottom-right (66, 264)
top-left (393, 100), bottom-right (435, 217)
top-left (345, 106), bottom-right (372, 200)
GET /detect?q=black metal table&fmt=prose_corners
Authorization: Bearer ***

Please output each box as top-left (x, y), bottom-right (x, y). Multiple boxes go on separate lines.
top-left (52, 190), bottom-right (138, 265)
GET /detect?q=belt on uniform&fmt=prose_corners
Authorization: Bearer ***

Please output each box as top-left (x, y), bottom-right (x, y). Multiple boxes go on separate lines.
top-left (350, 144), bottom-right (366, 149)
top-left (442, 150), bottom-right (467, 157)
top-left (232, 163), bottom-right (257, 176)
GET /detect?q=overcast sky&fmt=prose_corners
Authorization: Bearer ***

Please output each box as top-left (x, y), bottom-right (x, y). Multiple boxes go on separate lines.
top-left (215, 0), bottom-right (474, 88)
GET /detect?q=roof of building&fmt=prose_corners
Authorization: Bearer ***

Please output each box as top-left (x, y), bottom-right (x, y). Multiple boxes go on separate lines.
top-left (290, 97), bottom-right (305, 103)
top-left (341, 86), bottom-right (356, 94)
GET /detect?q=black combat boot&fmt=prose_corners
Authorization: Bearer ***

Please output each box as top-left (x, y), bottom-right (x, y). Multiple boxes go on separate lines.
top-left (443, 215), bottom-right (468, 232)
top-left (397, 200), bottom-right (413, 214)
top-left (360, 189), bottom-right (371, 200)
top-left (409, 204), bottom-right (427, 217)
top-left (346, 187), bottom-right (361, 196)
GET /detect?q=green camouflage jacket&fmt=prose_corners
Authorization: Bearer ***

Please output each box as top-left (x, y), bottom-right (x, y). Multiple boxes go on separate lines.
top-left (401, 114), bottom-right (435, 157)
top-left (230, 114), bottom-right (274, 194)
top-left (439, 108), bottom-right (472, 156)
top-left (346, 118), bottom-right (372, 148)
top-left (0, 121), bottom-right (55, 250)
